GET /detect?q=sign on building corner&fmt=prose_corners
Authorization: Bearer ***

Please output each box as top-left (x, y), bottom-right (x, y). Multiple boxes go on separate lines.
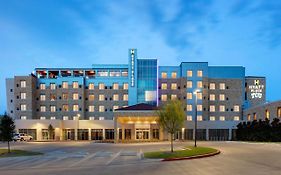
top-left (249, 79), bottom-right (264, 99)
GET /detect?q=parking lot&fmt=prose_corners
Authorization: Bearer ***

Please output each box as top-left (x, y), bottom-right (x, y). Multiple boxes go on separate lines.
top-left (1, 141), bottom-right (281, 175)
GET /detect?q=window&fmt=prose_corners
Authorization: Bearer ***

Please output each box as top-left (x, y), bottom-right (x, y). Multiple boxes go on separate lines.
top-left (253, 113), bottom-right (257, 120)
top-left (210, 83), bottom-right (215, 90)
top-left (99, 94), bottom-right (105, 101)
top-left (113, 94), bottom-right (119, 101)
top-left (99, 117), bottom-right (105, 120)
top-left (73, 82), bottom-right (79, 88)
top-left (113, 106), bottom-right (119, 111)
top-left (187, 93), bottom-right (192, 100)
top-left (73, 93), bottom-right (79, 100)
top-left (89, 83), bottom-right (94, 90)
top-left (171, 83), bottom-right (177, 90)
top-left (265, 110), bottom-right (270, 119)
top-left (197, 92), bottom-right (202, 100)
top-left (210, 94), bottom-right (215, 101)
top-left (73, 105), bottom-right (79, 112)
top-left (161, 83), bottom-right (167, 90)
top-left (73, 116), bottom-right (79, 120)
top-left (99, 83), bottom-right (105, 90)
top-left (247, 114), bottom-right (251, 121)
top-left (171, 72), bottom-right (177, 79)
top-left (89, 105), bottom-right (95, 112)
top-left (210, 105), bottom-right (215, 112)
top-left (99, 106), bottom-right (105, 112)
top-left (20, 116), bottom-right (27, 120)
top-left (62, 93), bottom-right (68, 100)
top-left (50, 83), bottom-right (56, 90)
top-left (219, 83), bottom-right (225, 90)
top-left (197, 70), bottom-right (203, 77)
top-left (197, 81), bottom-right (203, 88)
top-left (123, 83), bottom-right (128, 90)
top-left (20, 81), bottom-right (26, 88)
top-left (187, 70), bottom-right (193, 77)
top-left (161, 94), bottom-right (167, 101)
top-left (50, 106), bottom-right (56, 112)
top-left (40, 106), bottom-right (46, 112)
top-left (89, 94), bottom-right (95, 101)
top-left (187, 105), bottom-right (192, 111)
top-left (89, 117), bottom-right (95, 120)
top-left (234, 105), bottom-right (240, 112)
top-left (63, 116), bottom-right (69, 120)
top-left (197, 115), bottom-right (203, 121)
top-left (171, 94), bottom-right (177, 100)
top-left (20, 104), bottom-right (26, 111)
top-left (50, 116), bottom-right (56, 120)
top-left (278, 107), bottom-right (281, 118)
top-left (161, 72), bottom-right (167, 78)
top-left (20, 92), bottom-right (26, 99)
top-left (122, 71), bottom-right (128, 77)
top-left (186, 115), bottom-right (192, 121)
top-left (220, 116), bottom-right (225, 121)
top-left (234, 116), bottom-right (240, 121)
top-left (210, 116), bottom-right (215, 121)
top-left (62, 105), bottom-right (69, 111)
top-left (40, 83), bottom-right (46, 90)
top-left (62, 82), bottom-right (68, 89)
top-left (187, 81), bottom-right (193, 88)
top-left (40, 116), bottom-right (46, 120)
top-left (197, 105), bottom-right (202, 111)
top-left (113, 83), bottom-right (119, 90)
top-left (40, 94), bottom-right (46, 101)
top-left (50, 94), bottom-right (56, 101)
top-left (219, 105), bottom-right (225, 112)
top-left (123, 94), bottom-right (128, 101)
top-left (219, 94), bottom-right (225, 101)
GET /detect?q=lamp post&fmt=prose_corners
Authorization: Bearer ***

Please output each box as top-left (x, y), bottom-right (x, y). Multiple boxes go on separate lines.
top-left (193, 89), bottom-right (200, 147)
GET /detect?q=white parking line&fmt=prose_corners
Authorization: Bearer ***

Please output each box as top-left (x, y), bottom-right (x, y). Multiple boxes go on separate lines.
top-left (106, 151), bottom-right (121, 165)
top-left (69, 152), bottom-right (97, 167)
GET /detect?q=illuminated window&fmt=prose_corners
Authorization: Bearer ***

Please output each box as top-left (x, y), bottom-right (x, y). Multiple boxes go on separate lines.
top-left (219, 83), bottom-right (225, 90)
top-left (161, 72), bottom-right (167, 78)
top-left (50, 83), bottom-right (56, 90)
top-left (99, 83), bottom-right (105, 90)
top-left (73, 93), bottom-right (79, 100)
top-left (73, 105), bottom-right (79, 112)
top-left (210, 94), bottom-right (215, 101)
top-left (187, 93), bottom-right (192, 100)
top-left (62, 82), bottom-right (68, 89)
top-left (113, 83), bottom-right (119, 90)
top-left (63, 116), bottom-right (69, 120)
top-left (99, 106), bottom-right (105, 112)
top-left (210, 105), bottom-right (215, 112)
top-left (20, 104), bottom-right (26, 111)
top-left (197, 115), bottom-right (203, 121)
top-left (40, 83), bottom-right (46, 90)
top-left (210, 116), bottom-right (215, 121)
top-left (161, 83), bottom-right (167, 90)
top-left (277, 107), bottom-right (281, 118)
top-left (197, 70), bottom-right (203, 77)
top-left (62, 105), bottom-right (69, 111)
top-left (186, 115), bottom-right (192, 121)
top-left (197, 81), bottom-right (203, 88)
top-left (50, 94), bottom-right (56, 101)
top-left (265, 110), bottom-right (270, 119)
top-left (187, 81), bottom-right (192, 88)
top-left (247, 114), bottom-right (251, 121)
top-left (40, 94), bottom-right (46, 101)
top-left (171, 83), bottom-right (177, 90)
top-left (234, 105), bottom-right (240, 112)
top-left (50, 106), bottom-right (56, 112)
top-left (161, 94), bottom-right (167, 101)
top-left (113, 94), bottom-right (119, 101)
top-left (20, 92), bottom-right (26, 99)
top-left (89, 94), bottom-right (95, 101)
top-left (123, 83), bottom-right (128, 90)
top-left (234, 116), bottom-right (240, 121)
top-left (197, 105), bottom-right (202, 111)
top-left (219, 105), bottom-right (225, 112)
top-left (73, 81), bottom-right (79, 89)
top-left (220, 116), bottom-right (225, 121)
top-left (20, 81), bottom-right (26, 88)
top-left (62, 93), bottom-right (68, 100)
top-left (253, 113), bottom-right (257, 120)
top-left (99, 117), bottom-right (105, 120)
top-left (171, 72), bottom-right (177, 79)
top-left (89, 117), bottom-right (95, 120)
top-left (187, 105), bottom-right (192, 111)
top-left (50, 116), bottom-right (56, 120)
top-left (99, 94), bottom-right (105, 101)
top-left (197, 92), bottom-right (202, 100)
top-left (89, 106), bottom-right (95, 112)
top-left (40, 106), bottom-right (46, 112)
top-left (187, 70), bottom-right (193, 77)
top-left (113, 106), bottom-right (119, 111)
top-left (20, 116), bottom-right (27, 120)
top-left (171, 94), bottom-right (177, 100)
top-left (210, 83), bottom-right (215, 90)
top-left (219, 94), bottom-right (225, 101)
top-left (89, 83), bottom-right (94, 90)
top-left (40, 116), bottom-right (46, 120)
top-left (123, 94), bottom-right (128, 101)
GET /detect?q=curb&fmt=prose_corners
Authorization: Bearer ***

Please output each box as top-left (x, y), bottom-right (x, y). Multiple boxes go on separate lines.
top-left (162, 150), bottom-right (221, 161)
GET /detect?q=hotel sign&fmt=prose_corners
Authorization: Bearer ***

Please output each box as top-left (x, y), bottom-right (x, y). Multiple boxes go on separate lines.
top-left (249, 80), bottom-right (264, 99)
top-left (130, 49), bottom-right (135, 87)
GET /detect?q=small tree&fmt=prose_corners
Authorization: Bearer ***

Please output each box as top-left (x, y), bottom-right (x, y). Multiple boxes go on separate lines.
top-left (48, 124), bottom-right (54, 140)
top-left (157, 100), bottom-right (185, 152)
top-left (0, 113), bottom-right (15, 153)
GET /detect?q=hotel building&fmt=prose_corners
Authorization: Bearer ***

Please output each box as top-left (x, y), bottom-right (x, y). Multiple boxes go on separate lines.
top-left (6, 49), bottom-right (273, 142)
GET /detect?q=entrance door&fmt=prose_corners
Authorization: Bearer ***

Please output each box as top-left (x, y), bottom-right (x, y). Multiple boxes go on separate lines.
top-left (67, 130), bottom-right (71, 140)
top-left (135, 129), bottom-right (150, 140)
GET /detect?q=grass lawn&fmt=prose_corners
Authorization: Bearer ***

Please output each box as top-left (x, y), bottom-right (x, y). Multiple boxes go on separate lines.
top-left (0, 149), bottom-right (43, 158)
top-left (144, 146), bottom-right (218, 159)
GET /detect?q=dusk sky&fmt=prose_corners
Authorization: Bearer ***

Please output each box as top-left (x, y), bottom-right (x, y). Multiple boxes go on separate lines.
top-left (1, 0), bottom-right (281, 113)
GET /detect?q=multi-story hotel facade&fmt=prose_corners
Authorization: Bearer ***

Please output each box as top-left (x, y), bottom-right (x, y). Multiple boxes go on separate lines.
top-left (6, 49), bottom-right (274, 142)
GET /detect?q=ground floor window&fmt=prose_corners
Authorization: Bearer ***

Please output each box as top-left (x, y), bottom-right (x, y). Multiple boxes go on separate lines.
top-left (91, 129), bottom-right (103, 140)
top-left (42, 129), bottom-right (55, 140)
top-left (184, 129), bottom-right (193, 140)
top-left (209, 129), bottom-right (229, 141)
top-left (78, 129), bottom-right (89, 140)
top-left (63, 129), bottom-right (75, 140)
top-left (119, 129), bottom-right (122, 140)
top-left (152, 129), bottom-right (159, 139)
top-left (196, 129), bottom-right (206, 140)
top-left (18, 129), bottom-right (37, 140)
top-left (125, 129), bottom-right (131, 140)
top-left (105, 129), bottom-right (114, 140)
top-left (136, 128), bottom-right (149, 140)
top-left (175, 131), bottom-right (182, 140)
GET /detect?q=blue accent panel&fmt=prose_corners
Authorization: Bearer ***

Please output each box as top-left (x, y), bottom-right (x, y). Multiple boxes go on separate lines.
top-left (92, 64), bottom-right (128, 69)
top-left (208, 66), bottom-right (245, 78)
top-left (158, 66), bottom-right (180, 78)
top-left (180, 62), bottom-right (209, 78)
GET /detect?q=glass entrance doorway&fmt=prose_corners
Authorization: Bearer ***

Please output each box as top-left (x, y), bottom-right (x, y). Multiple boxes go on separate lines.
top-left (135, 129), bottom-right (150, 140)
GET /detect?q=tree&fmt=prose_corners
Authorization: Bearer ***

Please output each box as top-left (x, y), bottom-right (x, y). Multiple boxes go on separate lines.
top-left (0, 113), bottom-right (15, 153)
top-left (157, 100), bottom-right (185, 152)
top-left (48, 124), bottom-right (54, 140)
